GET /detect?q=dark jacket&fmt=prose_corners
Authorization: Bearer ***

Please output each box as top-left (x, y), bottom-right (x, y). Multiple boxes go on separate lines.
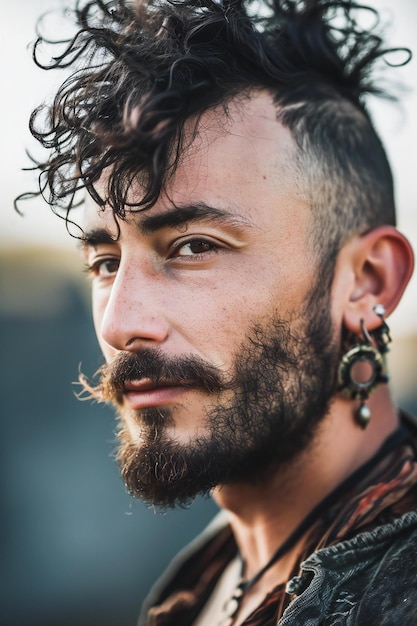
top-left (139, 510), bottom-right (417, 625)
top-left (283, 510), bottom-right (417, 624)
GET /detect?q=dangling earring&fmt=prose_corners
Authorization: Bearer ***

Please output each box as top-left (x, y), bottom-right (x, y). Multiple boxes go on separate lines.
top-left (337, 304), bottom-right (391, 429)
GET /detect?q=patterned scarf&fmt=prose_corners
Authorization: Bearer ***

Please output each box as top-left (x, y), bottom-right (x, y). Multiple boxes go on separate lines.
top-left (145, 415), bottom-right (417, 626)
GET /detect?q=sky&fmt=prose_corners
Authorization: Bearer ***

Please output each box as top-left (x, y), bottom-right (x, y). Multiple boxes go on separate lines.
top-left (1, 0), bottom-right (416, 333)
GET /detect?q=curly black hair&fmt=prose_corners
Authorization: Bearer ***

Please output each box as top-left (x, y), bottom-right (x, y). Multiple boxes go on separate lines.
top-left (23, 0), bottom-right (410, 265)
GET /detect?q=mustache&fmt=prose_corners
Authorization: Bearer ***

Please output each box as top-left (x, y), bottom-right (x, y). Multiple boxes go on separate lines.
top-left (79, 349), bottom-right (226, 405)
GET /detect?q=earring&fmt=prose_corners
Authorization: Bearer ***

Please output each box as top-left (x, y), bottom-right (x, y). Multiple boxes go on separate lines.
top-left (337, 305), bottom-right (391, 429)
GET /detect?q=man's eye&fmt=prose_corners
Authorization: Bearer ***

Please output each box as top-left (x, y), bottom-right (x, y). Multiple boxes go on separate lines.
top-left (86, 258), bottom-right (120, 278)
top-left (173, 239), bottom-right (218, 257)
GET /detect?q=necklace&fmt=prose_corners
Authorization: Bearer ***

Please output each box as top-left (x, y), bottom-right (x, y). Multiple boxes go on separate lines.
top-left (221, 515), bottom-right (306, 624)
top-left (221, 426), bottom-right (410, 624)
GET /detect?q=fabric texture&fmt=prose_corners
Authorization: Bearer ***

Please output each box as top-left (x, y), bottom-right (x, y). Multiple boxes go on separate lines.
top-left (138, 413), bottom-right (417, 625)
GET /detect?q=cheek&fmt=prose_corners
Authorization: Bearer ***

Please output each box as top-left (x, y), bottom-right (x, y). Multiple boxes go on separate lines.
top-left (170, 279), bottom-right (272, 364)
top-left (91, 289), bottom-right (102, 337)
top-left (91, 289), bottom-right (113, 361)
top-left (176, 261), bottom-right (315, 368)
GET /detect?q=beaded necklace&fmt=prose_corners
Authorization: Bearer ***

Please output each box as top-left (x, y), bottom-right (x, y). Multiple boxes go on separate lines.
top-left (221, 427), bottom-right (410, 625)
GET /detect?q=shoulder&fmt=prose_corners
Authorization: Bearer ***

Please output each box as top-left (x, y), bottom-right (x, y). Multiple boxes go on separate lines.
top-left (348, 513), bottom-right (417, 625)
top-left (138, 511), bottom-right (231, 625)
top-left (282, 511), bottom-right (417, 625)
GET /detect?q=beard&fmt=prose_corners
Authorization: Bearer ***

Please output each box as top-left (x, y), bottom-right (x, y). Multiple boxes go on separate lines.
top-left (84, 283), bottom-right (339, 508)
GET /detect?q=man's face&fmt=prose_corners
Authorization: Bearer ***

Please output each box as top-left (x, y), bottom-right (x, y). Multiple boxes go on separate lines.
top-left (82, 92), bottom-right (339, 506)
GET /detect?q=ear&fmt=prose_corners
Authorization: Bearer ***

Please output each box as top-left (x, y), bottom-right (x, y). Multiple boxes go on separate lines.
top-left (343, 226), bottom-right (414, 334)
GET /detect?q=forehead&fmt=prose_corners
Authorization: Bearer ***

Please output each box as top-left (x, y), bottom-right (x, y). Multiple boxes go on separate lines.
top-left (174, 91), bottom-right (300, 203)
top-left (83, 91), bottom-right (308, 234)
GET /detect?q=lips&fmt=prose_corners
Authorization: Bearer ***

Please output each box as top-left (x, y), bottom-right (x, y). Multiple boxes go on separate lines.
top-left (124, 378), bottom-right (163, 393)
top-left (122, 378), bottom-right (189, 410)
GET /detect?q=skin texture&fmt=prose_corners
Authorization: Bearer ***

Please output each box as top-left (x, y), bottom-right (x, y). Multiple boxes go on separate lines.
top-left (82, 91), bottom-right (414, 624)
top-left (84, 92), bottom-right (319, 441)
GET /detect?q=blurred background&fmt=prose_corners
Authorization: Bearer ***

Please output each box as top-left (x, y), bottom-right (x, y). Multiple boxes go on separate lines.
top-left (1, 1), bottom-right (416, 625)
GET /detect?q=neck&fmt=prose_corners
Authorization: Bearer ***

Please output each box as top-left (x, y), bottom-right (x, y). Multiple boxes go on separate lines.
top-left (213, 387), bottom-right (399, 581)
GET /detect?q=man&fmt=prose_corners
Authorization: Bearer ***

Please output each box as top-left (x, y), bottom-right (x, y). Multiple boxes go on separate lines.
top-left (26, 0), bottom-right (417, 623)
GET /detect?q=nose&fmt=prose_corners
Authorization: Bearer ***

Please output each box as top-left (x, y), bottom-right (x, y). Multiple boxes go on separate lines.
top-left (96, 264), bottom-right (170, 354)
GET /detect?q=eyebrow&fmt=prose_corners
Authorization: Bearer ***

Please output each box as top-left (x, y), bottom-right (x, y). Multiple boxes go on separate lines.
top-left (138, 203), bottom-right (253, 234)
top-left (81, 228), bottom-right (117, 248)
top-left (82, 203), bottom-right (254, 248)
